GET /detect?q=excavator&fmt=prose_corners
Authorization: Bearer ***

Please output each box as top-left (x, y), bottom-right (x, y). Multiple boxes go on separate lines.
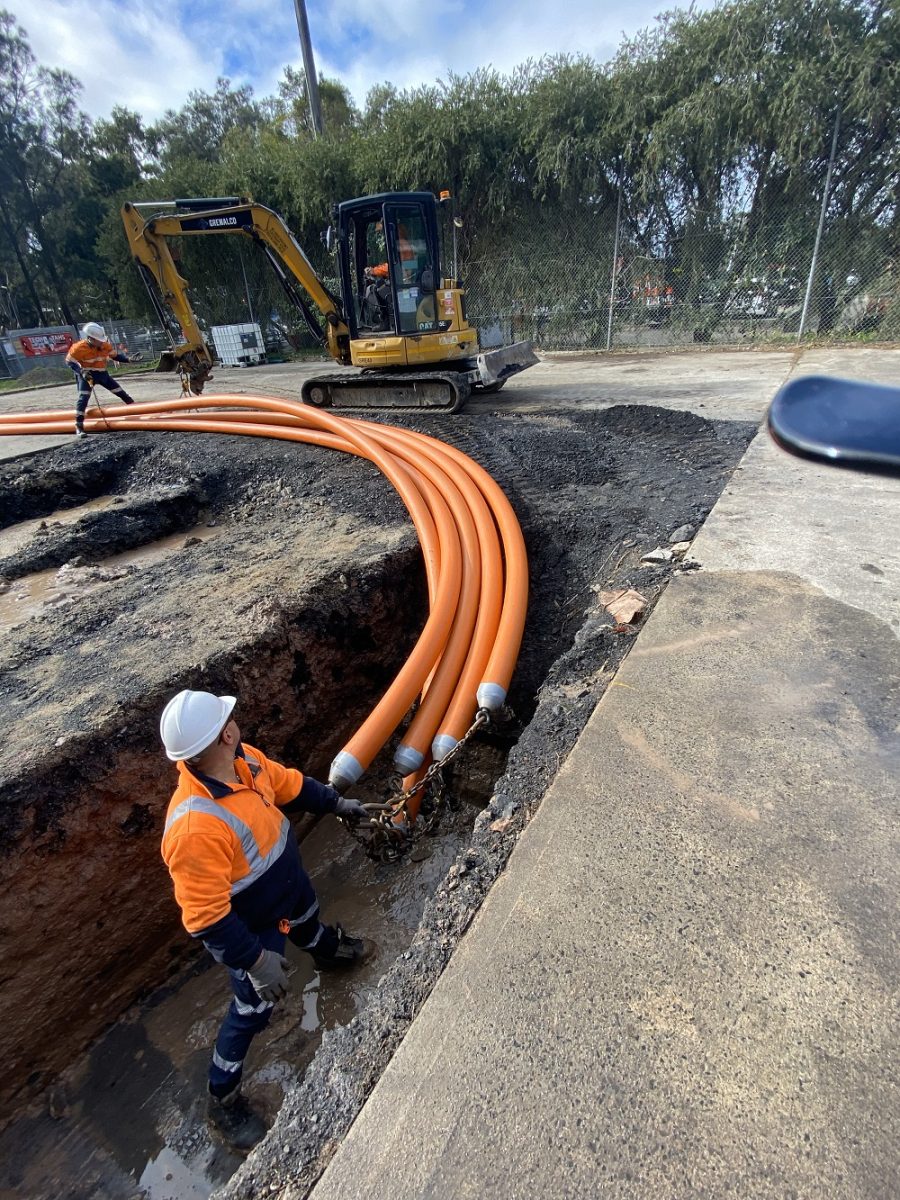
top-left (121, 192), bottom-right (538, 412)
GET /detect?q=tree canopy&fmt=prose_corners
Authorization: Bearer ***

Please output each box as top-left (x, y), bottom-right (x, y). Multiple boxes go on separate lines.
top-left (0, 0), bottom-right (895, 335)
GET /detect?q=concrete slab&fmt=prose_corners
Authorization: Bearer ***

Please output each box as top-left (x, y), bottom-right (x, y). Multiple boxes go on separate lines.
top-left (692, 433), bottom-right (900, 632)
top-left (307, 364), bottom-right (900, 1197)
top-left (483, 348), bottom-right (798, 421)
top-left (0, 433), bottom-right (70, 462)
top-left (310, 569), bottom-right (899, 1200)
top-left (789, 347), bottom-right (900, 387)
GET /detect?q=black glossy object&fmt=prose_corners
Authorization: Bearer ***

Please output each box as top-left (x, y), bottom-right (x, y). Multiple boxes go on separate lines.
top-left (767, 375), bottom-right (900, 476)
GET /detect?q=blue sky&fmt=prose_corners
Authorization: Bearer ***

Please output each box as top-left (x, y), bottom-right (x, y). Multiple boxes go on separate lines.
top-left (12, 0), bottom-right (713, 122)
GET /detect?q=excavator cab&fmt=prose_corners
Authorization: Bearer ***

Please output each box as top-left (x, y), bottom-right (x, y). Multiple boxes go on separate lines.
top-left (336, 193), bottom-right (442, 339)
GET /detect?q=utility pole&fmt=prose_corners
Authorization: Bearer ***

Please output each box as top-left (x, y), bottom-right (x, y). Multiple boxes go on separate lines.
top-left (798, 107), bottom-right (841, 341)
top-left (292, 0), bottom-right (324, 137)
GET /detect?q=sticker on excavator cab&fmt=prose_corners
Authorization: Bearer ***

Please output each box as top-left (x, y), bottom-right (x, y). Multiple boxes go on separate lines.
top-left (418, 321), bottom-right (437, 331)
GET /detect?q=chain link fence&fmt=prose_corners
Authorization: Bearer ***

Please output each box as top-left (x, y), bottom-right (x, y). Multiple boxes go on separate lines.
top-left (463, 199), bottom-right (899, 352)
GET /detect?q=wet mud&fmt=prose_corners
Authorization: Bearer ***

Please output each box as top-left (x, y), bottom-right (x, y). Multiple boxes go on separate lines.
top-left (0, 404), bottom-right (756, 1198)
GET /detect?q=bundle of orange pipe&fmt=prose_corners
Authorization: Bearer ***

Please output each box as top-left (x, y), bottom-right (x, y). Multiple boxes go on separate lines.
top-left (0, 395), bottom-right (528, 805)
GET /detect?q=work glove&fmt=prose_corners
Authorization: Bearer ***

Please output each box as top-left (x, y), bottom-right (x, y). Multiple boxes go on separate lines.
top-left (334, 796), bottom-right (369, 823)
top-left (247, 948), bottom-right (291, 1003)
top-left (130, 353), bottom-right (144, 362)
top-left (83, 372), bottom-right (94, 386)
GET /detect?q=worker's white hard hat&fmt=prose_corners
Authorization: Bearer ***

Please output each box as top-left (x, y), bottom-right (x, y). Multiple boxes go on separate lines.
top-left (160, 689), bottom-right (236, 761)
top-left (82, 321), bottom-right (106, 341)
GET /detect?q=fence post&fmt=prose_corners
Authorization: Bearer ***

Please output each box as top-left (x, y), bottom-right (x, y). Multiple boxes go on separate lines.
top-left (606, 178), bottom-right (623, 352)
top-left (798, 107), bottom-right (841, 342)
top-left (238, 245), bottom-right (256, 325)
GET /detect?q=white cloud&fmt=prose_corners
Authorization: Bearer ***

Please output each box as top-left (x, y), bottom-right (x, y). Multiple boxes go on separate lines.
top-left (7, 0), bottom-right (709, 121)
top-left (311, 0), bottom-right (699, 103)
top-left (7, 0), bottom-right (227, 119)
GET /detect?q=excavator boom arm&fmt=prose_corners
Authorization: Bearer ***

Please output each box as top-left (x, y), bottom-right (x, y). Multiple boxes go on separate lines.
top-left (120, 199), bottom-right (351, 370)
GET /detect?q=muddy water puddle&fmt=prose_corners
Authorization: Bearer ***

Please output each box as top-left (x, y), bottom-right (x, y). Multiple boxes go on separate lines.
top-left (0, 802), bottom-right (475, 1200)
top-left (0, 523), bottom-right (221, 632)
top-left (0, 494), bottom-right (122, 558)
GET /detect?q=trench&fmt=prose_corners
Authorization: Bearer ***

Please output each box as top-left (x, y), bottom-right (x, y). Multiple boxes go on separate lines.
top-left (0, 405), bottom-right (758, 1199)
top-left (0, 529), bottom-right (492, 1199)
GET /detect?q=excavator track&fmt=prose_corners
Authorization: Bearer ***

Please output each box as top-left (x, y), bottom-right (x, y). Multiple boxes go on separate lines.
top-left (301, 372), bottom-right (472, 414)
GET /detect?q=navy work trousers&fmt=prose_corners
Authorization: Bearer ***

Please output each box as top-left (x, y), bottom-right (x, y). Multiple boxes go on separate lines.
top-left (75, 370), bottom-right (134, 424)
top-left (208, 868), bottom-right (339, 1097)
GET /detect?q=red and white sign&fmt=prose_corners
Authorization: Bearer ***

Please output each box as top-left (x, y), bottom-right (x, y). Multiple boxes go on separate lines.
top-left (19, 332), bottom-right (75, 357)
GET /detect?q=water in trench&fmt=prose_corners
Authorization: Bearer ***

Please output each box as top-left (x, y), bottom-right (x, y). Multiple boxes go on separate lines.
top-left (0, 794), bottom-right (484, 1200)
top-left (0, 522), bottom-right (220, 632)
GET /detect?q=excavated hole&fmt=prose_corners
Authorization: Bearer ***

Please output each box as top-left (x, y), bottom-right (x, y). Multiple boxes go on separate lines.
top-left (0, 406), bottom-right (758, 1199)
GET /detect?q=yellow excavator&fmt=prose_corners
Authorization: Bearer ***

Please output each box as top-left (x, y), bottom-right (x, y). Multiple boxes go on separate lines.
top-left (121, 192), bottom-right (537, 412)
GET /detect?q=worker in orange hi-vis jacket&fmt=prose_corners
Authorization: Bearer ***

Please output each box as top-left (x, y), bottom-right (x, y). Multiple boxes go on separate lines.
top-left (159, 689), bottom-right (370, 1152)
top-left (65, 321), bottom-right (143, 438)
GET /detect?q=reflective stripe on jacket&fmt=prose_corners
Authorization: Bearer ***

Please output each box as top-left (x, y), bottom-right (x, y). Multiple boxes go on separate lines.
top-left (161, 742), bottom-right (338, 968)
top-left (66, 339), bottom-right (115, 371)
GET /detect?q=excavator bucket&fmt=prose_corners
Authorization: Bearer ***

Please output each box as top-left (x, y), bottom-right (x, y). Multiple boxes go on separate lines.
top-left (475, 341), bottom-right (539, 390)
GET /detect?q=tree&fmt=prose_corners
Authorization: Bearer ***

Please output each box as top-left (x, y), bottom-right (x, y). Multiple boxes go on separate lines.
top-left (0, 10), bottom-right (90, 325)
top-left (148, 78), bottom-right (262, 170)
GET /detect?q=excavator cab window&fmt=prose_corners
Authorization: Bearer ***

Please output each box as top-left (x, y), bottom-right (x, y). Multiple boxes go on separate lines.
top-left (337, 193), bottom-right (441, 339)
top-left (383, 203), bottom-right (438, 334)
top-left (344, 209), bottom-right (393, 334)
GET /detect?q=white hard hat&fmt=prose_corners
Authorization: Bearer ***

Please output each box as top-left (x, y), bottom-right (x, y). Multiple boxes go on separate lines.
top-left (82, 321), bottom-right (106, 341)
top-left (160, 689), bottom-right (236, 761)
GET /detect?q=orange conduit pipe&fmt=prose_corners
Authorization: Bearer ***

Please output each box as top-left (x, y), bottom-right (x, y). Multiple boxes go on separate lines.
top-left (372, 423), bottom-right (505, 760)
top-left (0, 394), bottom-right (523, 706)
top-left (185, 407), bottom-right (510, 769)
top-left (141, 407), bottom-right (498, 772)
top-left (105, 395), bottom-right (510, 772)
top-left (146, 407), bottom-right (491, 776)
top-left (235, 396), bottom-right (465, 789)
top-left (1, 401), bottom-right (457, 780)
top-left (0, 394), bottom-right (527, 793)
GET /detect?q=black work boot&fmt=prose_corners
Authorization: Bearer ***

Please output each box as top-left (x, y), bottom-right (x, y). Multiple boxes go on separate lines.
top-left (120, 394), bottom-right (135, 405)
top-left (206, 1085), bottom-right (267, 1152)
top-left (311, 923), bottom-right (368, 971)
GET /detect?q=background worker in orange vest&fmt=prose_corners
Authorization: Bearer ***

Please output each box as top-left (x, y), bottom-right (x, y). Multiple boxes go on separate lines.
top-left (159, 689), bottom-right (369, 1151)
top-left (65, 321), bottom-right (143, 438)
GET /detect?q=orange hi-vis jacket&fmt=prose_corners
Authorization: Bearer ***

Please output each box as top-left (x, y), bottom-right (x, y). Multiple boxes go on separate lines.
top-left (161, 742), bottom-right (339, 970)
top-left (66, 338), bottom-right (120, 372)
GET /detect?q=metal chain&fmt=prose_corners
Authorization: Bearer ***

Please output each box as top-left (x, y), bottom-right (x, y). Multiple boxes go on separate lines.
top-left (340, 709), bottom-right (491, 862)
top-left (89, 383), bottom-right (112, 431)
